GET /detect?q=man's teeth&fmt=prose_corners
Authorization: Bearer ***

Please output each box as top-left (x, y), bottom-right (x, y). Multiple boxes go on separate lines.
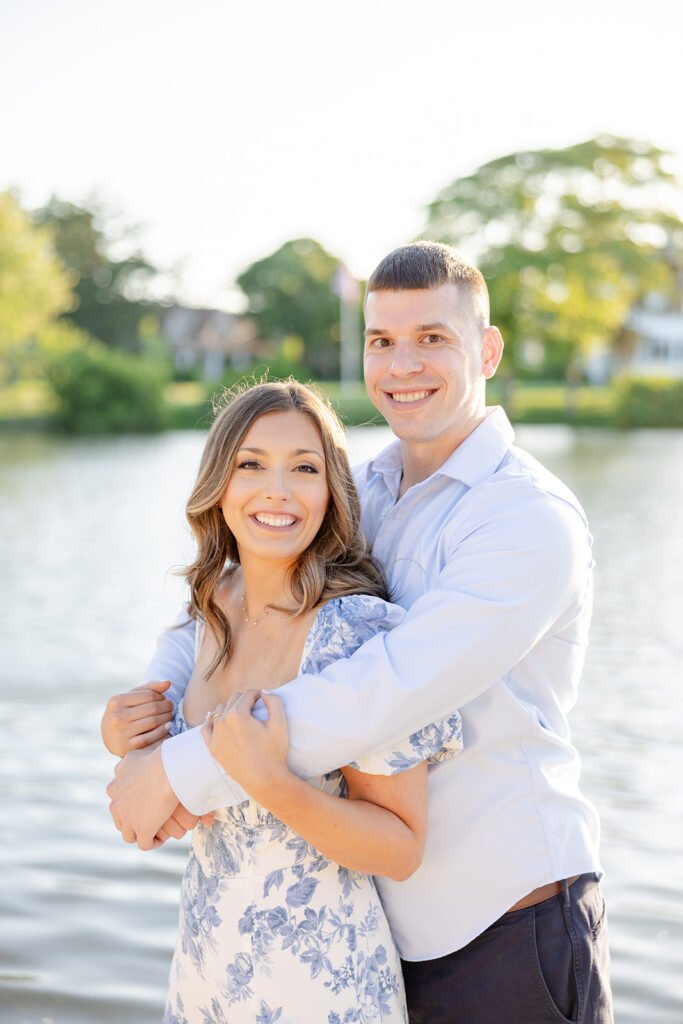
top-left (254, 514), bottom-right (297, 527)
top-left (390, 391), bottom-right (432, 403)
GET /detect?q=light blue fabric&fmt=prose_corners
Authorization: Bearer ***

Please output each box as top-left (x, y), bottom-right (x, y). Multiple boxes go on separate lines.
top-left (163, 594), bottom-right (460, 1023)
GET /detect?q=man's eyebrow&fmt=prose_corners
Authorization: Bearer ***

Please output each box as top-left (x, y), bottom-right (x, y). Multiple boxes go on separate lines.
top-left (416, 321), bottom-right (451, 332)
top-left (364, 321), bottom-right (452, 337)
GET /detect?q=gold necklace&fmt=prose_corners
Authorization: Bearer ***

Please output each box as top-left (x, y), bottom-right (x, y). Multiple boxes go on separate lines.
top-left (241, 590), bottom-right (270, 626)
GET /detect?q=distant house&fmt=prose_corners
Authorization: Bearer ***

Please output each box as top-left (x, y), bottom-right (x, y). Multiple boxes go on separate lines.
top-left (616, 294), bottom-right (683, 379)
top-left (159, 305), bottom-right (260, 379)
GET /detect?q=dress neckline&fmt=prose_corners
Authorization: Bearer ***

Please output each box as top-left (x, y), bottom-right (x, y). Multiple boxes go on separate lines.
top-left (178, 599), bottom-right (334, 729)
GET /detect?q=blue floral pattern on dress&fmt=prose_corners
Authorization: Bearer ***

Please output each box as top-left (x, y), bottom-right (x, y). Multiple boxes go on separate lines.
top-left (163, 595), bottom-right (462, 1024)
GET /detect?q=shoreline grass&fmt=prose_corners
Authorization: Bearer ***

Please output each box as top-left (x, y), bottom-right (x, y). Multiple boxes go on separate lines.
top-left (0, 377), bottom-right (677, 432)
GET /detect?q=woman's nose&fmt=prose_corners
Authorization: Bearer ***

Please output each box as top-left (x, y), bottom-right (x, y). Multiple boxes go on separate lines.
top-left (263, 469), bottom-right (291, 501)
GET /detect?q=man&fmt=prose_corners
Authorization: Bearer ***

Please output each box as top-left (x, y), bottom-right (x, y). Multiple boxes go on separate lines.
top-left (108, 242), bottom-right (612, 1022)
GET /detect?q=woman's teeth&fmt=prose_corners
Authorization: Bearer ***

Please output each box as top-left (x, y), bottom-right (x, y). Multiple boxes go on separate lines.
top-left (253, 514), bottom-right (297, 527)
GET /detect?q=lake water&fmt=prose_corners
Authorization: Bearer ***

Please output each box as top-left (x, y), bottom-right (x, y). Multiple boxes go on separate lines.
top-left (1, 424), bottom-right (682, 1023)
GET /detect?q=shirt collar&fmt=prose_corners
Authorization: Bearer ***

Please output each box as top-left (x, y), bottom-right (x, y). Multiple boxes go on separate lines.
top-left (368, 406), bottom-right (515, 491)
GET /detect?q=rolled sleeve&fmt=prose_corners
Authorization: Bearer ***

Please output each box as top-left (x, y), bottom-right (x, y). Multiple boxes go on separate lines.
top-left (161, 727), bottom-right (249, 815)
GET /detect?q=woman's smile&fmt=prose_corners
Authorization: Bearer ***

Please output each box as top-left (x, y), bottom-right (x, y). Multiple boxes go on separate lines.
top-left (250, 512), bottom-right (300, 529)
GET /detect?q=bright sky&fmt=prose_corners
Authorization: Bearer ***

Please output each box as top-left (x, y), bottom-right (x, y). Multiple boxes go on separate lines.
top-left (1, 0), bottom-right (681, 310)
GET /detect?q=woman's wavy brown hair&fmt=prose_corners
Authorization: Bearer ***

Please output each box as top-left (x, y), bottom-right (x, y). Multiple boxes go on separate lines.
top-left (183, 378), bottom-right (389, 677)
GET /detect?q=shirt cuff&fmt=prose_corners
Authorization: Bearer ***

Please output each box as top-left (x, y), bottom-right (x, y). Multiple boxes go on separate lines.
top-left (161, 726), bottom-right (249, 815)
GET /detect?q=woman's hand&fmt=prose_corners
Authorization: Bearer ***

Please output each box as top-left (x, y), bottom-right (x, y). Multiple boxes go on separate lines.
top-left (204, 690), bottom-right (291, 803)
top-left (101, 679), bottom-right (174, 757)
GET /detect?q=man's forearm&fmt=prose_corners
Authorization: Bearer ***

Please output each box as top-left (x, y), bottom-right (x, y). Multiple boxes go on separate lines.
top-left (276, 493), bottom-right (591, 778)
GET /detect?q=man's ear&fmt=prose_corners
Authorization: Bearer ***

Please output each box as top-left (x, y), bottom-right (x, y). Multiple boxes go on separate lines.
top-left (482, 326), bottom-right (504, 379)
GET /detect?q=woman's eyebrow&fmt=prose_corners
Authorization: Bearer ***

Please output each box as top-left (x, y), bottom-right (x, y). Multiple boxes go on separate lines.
top-left (237, 446), bottom-right (323, 457)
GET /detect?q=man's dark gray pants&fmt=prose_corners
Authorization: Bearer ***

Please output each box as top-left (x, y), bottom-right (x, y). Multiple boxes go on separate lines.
top-left (401, 873), bottom-right (613, 1024)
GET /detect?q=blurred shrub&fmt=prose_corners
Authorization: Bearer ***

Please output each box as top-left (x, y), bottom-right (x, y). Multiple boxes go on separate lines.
top-left (614, 376), bottom-right (683, 428)
top-left (218, 357), bottom-right (308, 392)
top-left (46, 344), bottom-right (169, 433)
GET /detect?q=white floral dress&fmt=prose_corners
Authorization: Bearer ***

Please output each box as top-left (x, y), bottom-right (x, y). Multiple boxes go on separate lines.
top-left (163, 595), bottom-right (462, 1024)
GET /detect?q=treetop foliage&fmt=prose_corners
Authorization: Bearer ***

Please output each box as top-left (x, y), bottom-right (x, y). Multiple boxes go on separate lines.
top-left (0, 192), bottom-right (77, 357)
top-left (425, 136), bottom-right (683, 375)
top-left (32, 196), bottom-right (158, 352)
top-left (236, 238), bottom-right (347, 379)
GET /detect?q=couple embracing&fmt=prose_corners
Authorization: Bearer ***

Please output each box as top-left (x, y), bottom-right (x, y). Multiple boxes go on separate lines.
top-left (104, 242), bottom-right (613, 1024)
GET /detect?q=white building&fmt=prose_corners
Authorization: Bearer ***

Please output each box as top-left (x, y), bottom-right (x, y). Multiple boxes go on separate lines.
top-left (619, 294), bottom-right (683, 379)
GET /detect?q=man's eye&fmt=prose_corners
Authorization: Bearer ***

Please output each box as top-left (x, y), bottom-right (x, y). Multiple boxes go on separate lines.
top-left (368, 337), bottom-right (391, 349)
top-left (423, 334), bottom-right (443, 345)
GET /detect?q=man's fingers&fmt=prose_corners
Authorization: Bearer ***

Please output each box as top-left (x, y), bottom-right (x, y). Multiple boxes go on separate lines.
top-left (199, 812), bottom-right (215, 826)
top-left (109, 800), bottom-right (122, 831)
top-left (131, 679), bottom-right (172, 695)
top-left (125, 694), bottom-right (174, 714)
top-left (128, 706), bottom-right (174, 731)
top-left (129, 722), bottom-right (173, 749)
top-left (172, 805), bottom-right (199, 831)
top-left (121, 824), bottom-right (137, 844)
top-left (163, 816), bottom-right (187, 840)
top-left (107, 691), bottom-right (172, 715)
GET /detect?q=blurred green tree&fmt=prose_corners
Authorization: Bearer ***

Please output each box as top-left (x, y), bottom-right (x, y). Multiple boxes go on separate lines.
top-left (236, 238), bottom-right (349, 379)
top-left (0, 191), bottom-right (82, 382)
top-left (424, 136), bottom-right (683, 377)
top-left (32, 196), bottom-right (159, 353)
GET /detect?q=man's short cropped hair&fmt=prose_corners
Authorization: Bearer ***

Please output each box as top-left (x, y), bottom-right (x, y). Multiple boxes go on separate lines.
top-left (366, 241), bottom-right (490, 328)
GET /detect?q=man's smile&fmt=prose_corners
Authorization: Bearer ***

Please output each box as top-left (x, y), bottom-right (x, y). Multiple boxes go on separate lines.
top-left (382, 388), bottom-right (438, 406)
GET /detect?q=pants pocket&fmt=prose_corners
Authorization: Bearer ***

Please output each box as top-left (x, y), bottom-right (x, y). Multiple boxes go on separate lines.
top-left (530, 898), bottom-right (579, 1024)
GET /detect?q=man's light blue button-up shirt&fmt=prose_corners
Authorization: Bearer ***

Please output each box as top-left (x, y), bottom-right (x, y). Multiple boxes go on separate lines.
top-left (152, 407), bottom-right (601, 959)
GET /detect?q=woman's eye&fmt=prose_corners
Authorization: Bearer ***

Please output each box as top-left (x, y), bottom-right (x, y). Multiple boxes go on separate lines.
top-left (295, 464), bottom-right (318, 474)
top-left (237, 460), bottom-right (261, 470)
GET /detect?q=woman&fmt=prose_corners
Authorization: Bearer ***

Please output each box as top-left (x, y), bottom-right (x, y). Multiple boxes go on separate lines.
top-left (102, 380), bottom-right (461, 1024)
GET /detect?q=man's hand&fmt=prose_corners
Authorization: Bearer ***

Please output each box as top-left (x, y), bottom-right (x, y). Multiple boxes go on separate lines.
top-left (107, 743), bottom-right (178, 850)
top-left (154, 803), bottom-right (215, 844)
top-left (101, 680), bottom-right (174, 757)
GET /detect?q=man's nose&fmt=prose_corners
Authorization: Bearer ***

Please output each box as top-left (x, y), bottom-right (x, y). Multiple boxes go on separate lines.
top-left (389, 341), bottom-right (423, 375)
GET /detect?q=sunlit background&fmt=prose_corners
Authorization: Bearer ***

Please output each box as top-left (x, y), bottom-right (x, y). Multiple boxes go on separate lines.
top-left (3, 0), bottom-right (683, 307)
top-left (1, 1), bottom-right (682, 1022)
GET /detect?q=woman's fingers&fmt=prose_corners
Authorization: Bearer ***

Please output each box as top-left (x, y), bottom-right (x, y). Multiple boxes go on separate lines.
top-left (260, 692), bottom-right (285, 723)
top-left (232, 689), bottom-right (263, 715)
